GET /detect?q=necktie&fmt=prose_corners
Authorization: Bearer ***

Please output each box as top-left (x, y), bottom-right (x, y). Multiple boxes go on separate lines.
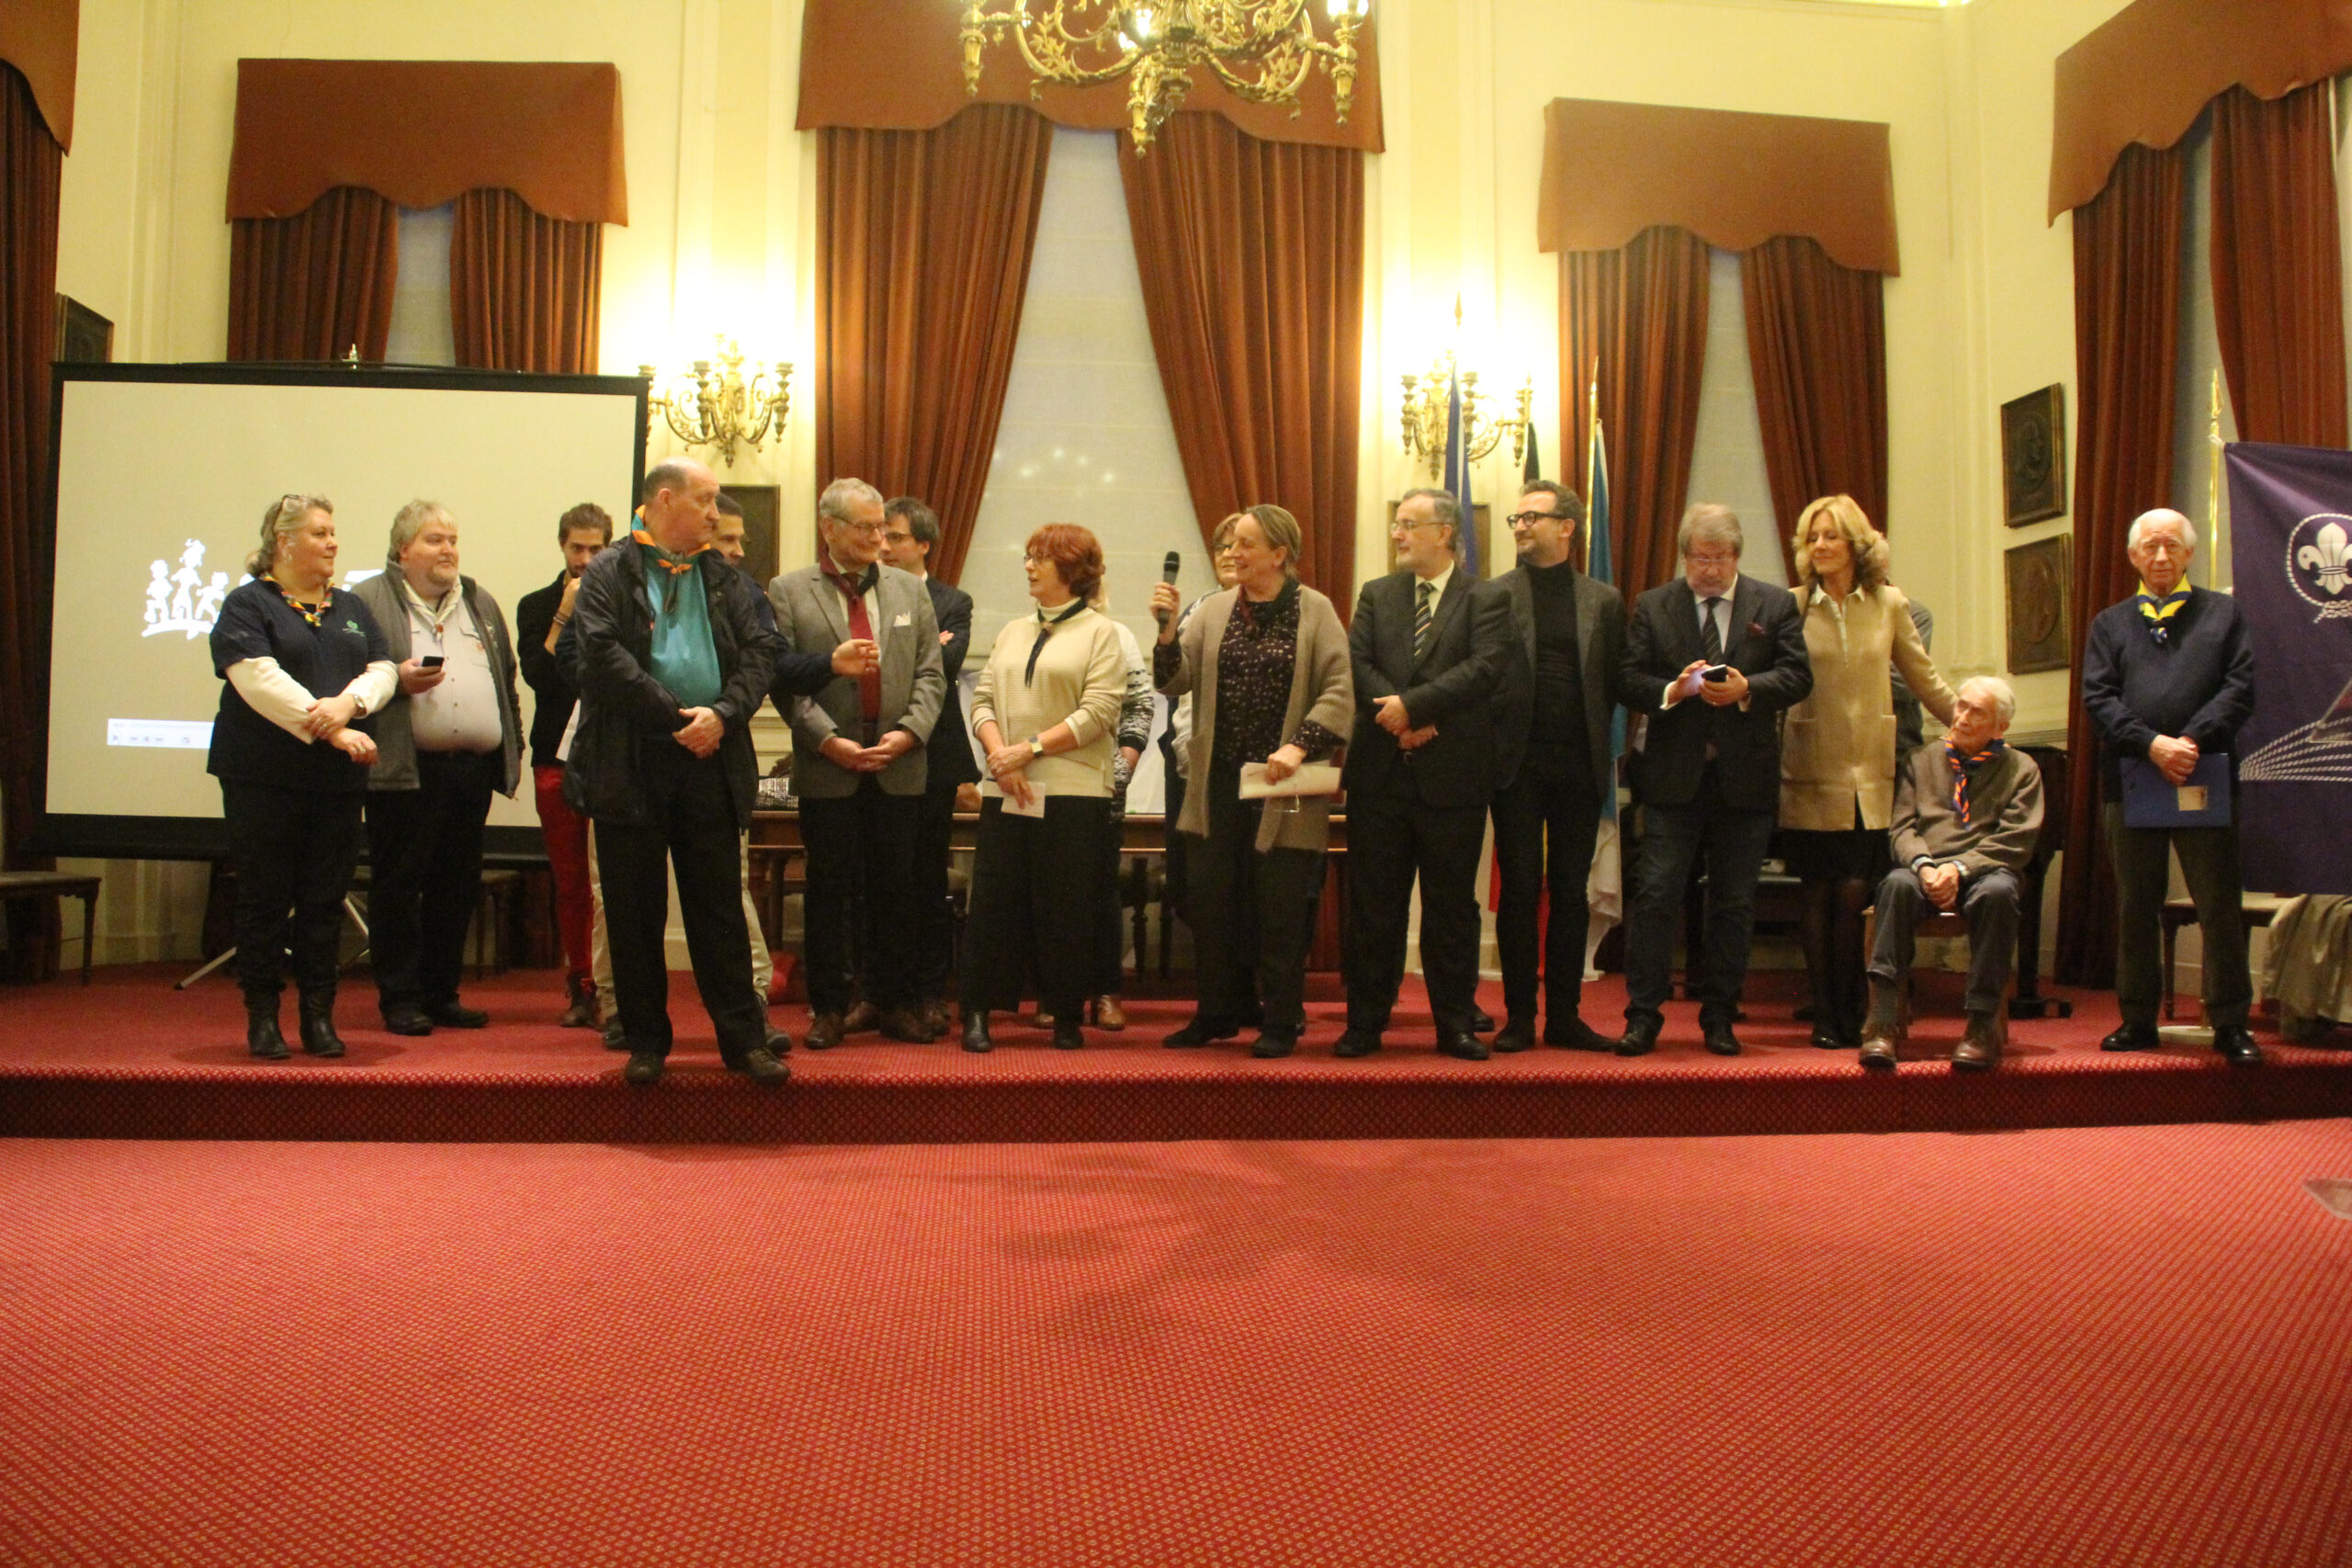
top-left (817, 545), bottom-right (882, 725)
top-left (1026, 598), bottom-right (1087, 686)
top-left (1413, 580), bottom-right (1435, 660)
top-left (1701, 596), bottom-right (1724, 663)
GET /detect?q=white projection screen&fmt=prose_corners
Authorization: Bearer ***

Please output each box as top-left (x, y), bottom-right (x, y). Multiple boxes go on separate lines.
top-left (39, 365), bottom-right (649, 860)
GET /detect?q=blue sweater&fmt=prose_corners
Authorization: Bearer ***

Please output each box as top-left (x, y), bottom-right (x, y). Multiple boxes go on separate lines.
top-left (2080, 585), bottom-right (2257, 801)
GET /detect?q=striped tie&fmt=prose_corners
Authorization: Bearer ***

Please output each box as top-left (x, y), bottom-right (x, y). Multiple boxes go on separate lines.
top-left (1413, 580), bottom-right (1434, 659)
top-left (1701, 597), bottom-right (1724, 663)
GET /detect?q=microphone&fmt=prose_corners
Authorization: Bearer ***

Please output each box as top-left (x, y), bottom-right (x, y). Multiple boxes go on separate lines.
top-left (1155, 549), bottom-right (1182, 626)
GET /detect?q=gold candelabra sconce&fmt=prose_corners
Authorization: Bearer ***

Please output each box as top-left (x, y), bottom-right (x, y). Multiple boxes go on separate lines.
top-left (639, 338), bottom-right (793, 468)
top-left (1398, 350), bottom-right (1532, 482)
top-left (959, 1), bottom-right (1369, 154)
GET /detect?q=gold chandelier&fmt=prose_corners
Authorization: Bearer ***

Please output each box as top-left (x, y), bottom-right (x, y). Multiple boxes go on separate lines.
top-left (1399, 350), bottom-right (1532, 482)
top-left (959, 1), bottom-right (1370, 153)
top-left (639, 338), bottom-right (792, 468)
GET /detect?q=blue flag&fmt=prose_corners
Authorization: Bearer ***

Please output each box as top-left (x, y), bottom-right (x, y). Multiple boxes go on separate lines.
top-left (1443, 368), bottom-right (1477, 577)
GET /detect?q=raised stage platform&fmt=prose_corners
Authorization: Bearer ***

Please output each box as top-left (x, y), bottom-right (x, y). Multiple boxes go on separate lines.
top-left (6, 964), bottom-right (2349, 1145)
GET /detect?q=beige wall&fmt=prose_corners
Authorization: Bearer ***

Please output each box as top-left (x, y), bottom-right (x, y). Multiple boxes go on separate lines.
top-left (48, 0), bottom-right (2150, 964)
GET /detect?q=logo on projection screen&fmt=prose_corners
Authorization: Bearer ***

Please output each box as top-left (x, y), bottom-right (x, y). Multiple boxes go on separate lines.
top-left (140, 538), bottom-right (380, 640)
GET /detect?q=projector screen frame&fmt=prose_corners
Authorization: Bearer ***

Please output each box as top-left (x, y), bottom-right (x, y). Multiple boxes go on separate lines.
top-left (30, 361), bottom-right (652, 864)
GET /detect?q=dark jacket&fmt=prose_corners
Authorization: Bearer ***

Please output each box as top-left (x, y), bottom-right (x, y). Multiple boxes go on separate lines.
top-left (1489, 560), bottom-right (1625, 793)
top-left (924, 575), bottom-right (980, 789)
top-left (2080, 585), bottom-right (2257, 801)
top-left (349, 570), bottom-right (524, 797)
top-left (1342, 567), bottom-right (1516, 810)
top-left (515, 570), bottom-right (582, 769)
top-left (563, 538), bottom-right (779, 831)
top-left (1616, 574), bottom-right (1813, 813)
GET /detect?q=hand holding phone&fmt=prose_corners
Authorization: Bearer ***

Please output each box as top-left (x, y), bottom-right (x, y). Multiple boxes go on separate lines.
top-left (420, 655), bottom-right (446, 669)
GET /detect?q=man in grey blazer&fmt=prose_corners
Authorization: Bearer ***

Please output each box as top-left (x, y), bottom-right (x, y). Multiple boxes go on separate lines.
top-left (768, 478), bottom-right (946, 1047)
top-left (1488, 480), bottom-right (1625, 1053)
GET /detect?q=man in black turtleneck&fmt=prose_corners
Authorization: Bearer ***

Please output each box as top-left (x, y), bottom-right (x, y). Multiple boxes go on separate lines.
top-left (1487, 480), bottom-right (1625, 1053)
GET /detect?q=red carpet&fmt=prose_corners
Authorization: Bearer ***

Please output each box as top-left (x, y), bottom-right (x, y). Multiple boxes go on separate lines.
top-left (3, 1122), bottom-right (2348, 1565)
top-left (2, 964), bottom-right (2348, 1144)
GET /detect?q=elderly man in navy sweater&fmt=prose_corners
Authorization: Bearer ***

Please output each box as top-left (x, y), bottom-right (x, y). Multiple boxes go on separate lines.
top-left (2081, 507), bottom-right (2261, 1065)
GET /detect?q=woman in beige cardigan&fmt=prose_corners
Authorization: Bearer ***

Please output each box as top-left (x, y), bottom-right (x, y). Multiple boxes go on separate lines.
top-left (1148, 504), bottom-right (1354, 1057)
top-left (961, 524), bottom-right (1128, 1053)
top-left (1782, 494), bottom-right (1956, 1048)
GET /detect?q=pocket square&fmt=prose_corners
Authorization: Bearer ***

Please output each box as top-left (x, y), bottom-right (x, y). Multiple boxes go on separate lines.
top-left (1747, 622), bottom-right (1765, 637)
top-left (893, 613), bottom-right (911, 627)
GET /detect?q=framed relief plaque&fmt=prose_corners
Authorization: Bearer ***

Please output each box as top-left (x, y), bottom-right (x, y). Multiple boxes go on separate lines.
top-left (2005, 535), bottom-right (2072, 674)
top-left (2001, 384), bottom-right (2066, 525)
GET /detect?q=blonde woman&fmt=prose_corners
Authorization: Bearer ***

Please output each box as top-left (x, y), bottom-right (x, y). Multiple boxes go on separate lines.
top-left (1781, 494), bottom-right (1955, 1048)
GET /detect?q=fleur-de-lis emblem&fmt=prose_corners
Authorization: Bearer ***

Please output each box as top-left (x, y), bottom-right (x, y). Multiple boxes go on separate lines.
top-left (2298, 520), bottom-right (2352, 596)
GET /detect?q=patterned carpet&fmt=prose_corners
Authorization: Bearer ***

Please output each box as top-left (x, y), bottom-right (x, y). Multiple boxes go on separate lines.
top-left (3, 1122), bottom-right (2348, 1565)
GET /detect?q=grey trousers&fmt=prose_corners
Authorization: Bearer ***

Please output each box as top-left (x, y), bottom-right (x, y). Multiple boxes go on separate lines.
top-left (1868, 864), bottom-right (2023, 1017)
top-left (2104, 803), bottom-right (2252, 1029)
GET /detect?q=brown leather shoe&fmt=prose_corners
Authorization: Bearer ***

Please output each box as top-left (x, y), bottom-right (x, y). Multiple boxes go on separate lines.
top-left (920, 998), bottom-right (953, 1036)
top-left (1091, 995), bottom-right (1128, 1032)
top-left (558, 976), bottom-right (594, 1029)
top-left (1952, 1010), bottom-right (2004, 1071)
top-left (805, 1011), bottom-right (846, 1050)
top-left (877, 1006), bottom-right (940, 1044)
top-left (842, 1000), bottom-right (880, 1033)
top-left (1856, 977), bottom-right (1905, 1069)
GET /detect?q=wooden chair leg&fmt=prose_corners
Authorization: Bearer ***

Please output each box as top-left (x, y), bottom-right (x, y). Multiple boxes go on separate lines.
top-left (2162, 916), bottom-right (2177, 1021)
top-left (79, 892), bottom-right (96, 985)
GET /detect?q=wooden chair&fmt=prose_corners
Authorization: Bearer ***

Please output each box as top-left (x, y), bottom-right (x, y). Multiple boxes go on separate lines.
top-left (0, 870), bottom-right (102, 985)
top-left (2161, 892), bottom-right (2287, 1020)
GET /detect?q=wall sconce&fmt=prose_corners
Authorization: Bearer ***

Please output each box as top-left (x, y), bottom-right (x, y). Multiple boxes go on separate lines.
top-left (639, 337), bottom-right (792, 467)
top-left (1399, 348), bottom-right (1532, 482)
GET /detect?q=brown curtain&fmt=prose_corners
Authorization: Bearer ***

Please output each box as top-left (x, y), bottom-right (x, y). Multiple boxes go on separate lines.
top-left (817, 105), bottom-right (1052, 587)
top-left (451, 187), bottom-right (603, 374)
top-left (2056, 142), bottom-right (2186, 987)
top-left (1119, 115), bottom-right (1363, 604)
top-left (1562, 225), bottom-right (1711, 605)
top-left (1, 63), bottom-right (61, 974)
top-left (2210, 82), bottom-right (2348, 448)
top-left (227, 186), bottom-right (398, 362)
top-left (1741, 234), bottom-right (1890, 580)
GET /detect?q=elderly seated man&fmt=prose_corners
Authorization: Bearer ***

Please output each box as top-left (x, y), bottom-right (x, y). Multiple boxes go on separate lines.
top-left (1858, 675), bottom-right (2043, 1071)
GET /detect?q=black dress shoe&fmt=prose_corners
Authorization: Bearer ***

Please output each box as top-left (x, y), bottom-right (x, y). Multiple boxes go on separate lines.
top-left (1809, 1019), bottom-right (1852, 1050)
top-left (1250, 1029), bottom-right (1297, 1059)
top-left (1469, 1007), bottom-right (1497, 1033)
top-left (1614, 1019), bottom-right (1661, 1057)
top-left (2100, 1022), bottom-right (2161, 1052)
top-left (1437, 1031), bottom-right (1490, 1062)
top-left (805, 1012), bottom-right (846, 1051)
top-left (1051, 1018), bottom-right (1085, 1051)
top-left (2211, 1025), bottom-right (2265, 1066)
top-left (381, 1009), bottom-right (434, 1037)
top-left (298, 992), bottom-right (347, 1059)
top-left (1162, 1017), bottom-right (1239, 1048)
top-left (601, 1018), bottom-right (628, 1052)
top-left (736, 1047), bottom-right (790, 1085)
top-left (1491, 1018), bottom-right (1537, 1054)
top-left (246, 1002), bottom-right (290, 1061)
top-left (1702, 1021), bottom-right (1743, 1056)
top-left (623, 1052), bottom-right (664, 1085)
top-left (1544, 1017), bottom-right (1618, 1052)
top-left (425, 1002), bottom-right (489, 1029)
top-left (1333, 1028), bottom-right (1383, 1058)
top-left (961, 1010), bottom-right (993, 1054)
top-left (764, 1025), bottom-right (794, 1055)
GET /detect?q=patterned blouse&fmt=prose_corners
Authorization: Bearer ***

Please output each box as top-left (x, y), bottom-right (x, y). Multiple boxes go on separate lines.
top-left (1154, 579), bottom-right (1341, 772)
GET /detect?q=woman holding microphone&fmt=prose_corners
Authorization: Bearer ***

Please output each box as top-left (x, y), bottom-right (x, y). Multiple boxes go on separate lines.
top-left (960, 524), bottom-right (1129, 1052)
top-left (208, 493), bottom-right (397, 1059)
top-left (1152, 504), bottom-right (1352, 1058)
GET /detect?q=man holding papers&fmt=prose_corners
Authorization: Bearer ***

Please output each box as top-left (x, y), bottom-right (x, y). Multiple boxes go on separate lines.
top-left (2082, 507), bottom-right (2262, 1064)
top-left (1337, 490), bottom-right (1515, 1060)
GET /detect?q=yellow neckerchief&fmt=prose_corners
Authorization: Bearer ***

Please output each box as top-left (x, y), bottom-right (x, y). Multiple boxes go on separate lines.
top-left (2135, 579), bottom-right (2191, 642)
top-left (263, 573), bottom-right (330, 627)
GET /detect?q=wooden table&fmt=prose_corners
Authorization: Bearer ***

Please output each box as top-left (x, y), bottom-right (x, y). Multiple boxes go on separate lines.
top-left (0, 871), bottom-right (102, 985)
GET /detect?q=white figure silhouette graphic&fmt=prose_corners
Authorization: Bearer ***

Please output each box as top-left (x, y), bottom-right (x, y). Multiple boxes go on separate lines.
top-left (143, 561), bottom-right (170, 628)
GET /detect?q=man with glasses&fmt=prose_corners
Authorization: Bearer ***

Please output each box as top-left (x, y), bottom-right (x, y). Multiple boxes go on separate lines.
top-left (1337, 488), bottom-right (1515, 1060)
top-left (2082, 507), bottom-right (2261, 1065)
top-left (767, 478), bottom-right (946, 1049)
top-left (1487, 480), bottom-right (1625, 1053)
top-left (1613, 503), bottom-right (1812, 1057)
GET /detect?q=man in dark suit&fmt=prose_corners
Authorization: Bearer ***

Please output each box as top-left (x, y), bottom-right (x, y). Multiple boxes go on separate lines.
top-left (881, 495), bottom-right (978, 1034)
top-left (1339, 488), bottom-right (1515, 1060)
top-left (1489, 479), bottom-right (1624, 1053)
top-left (1613, 503), bottom-right (1813, 1057)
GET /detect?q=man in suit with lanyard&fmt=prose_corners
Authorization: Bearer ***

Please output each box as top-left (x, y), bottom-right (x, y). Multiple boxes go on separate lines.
top-left (1338, 488), bottom-right (1515, 1060)
top-left (1613, 503), bottom-right (1813, 1057)
top-left (1488, 479), bottom-right (1625, 1053)
top-left (769, 479), bottom-right (946, 1049)
top-left (880, 495), bottom-right (979, 1035)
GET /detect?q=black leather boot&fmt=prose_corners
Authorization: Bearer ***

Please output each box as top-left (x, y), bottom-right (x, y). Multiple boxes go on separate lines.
top-left (961, 1009), bottom-right (993, 1054)
top-left (298, 988), bottom-right (347, 1058)
top-left (247, 995), bottom-right (290, 1060)
top-left (1800, 880), bottom-right (1848, 1047)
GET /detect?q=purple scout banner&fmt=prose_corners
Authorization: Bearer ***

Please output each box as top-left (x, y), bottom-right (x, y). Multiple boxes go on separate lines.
top-left (2223, 440), bottom-right (2352, 894)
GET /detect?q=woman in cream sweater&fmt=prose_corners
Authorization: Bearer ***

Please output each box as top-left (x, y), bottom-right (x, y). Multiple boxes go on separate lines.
top-left (1781, 494), bottom-right (1955, 1049)
top-left (960, 524), bottom-right (1128, 1053)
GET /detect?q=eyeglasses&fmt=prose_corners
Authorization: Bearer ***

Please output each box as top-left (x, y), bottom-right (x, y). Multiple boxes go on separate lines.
top-left (839, 520), bottom-right (886, 536)
top-left (882, 530), bottom-right (914, 546)
top-left (1504, 511), bottom-right (1566, 529)
top-left (1390, 519), bottom-right (1447, 535)
top-left (1685, 552), bottom-right (1738, 569)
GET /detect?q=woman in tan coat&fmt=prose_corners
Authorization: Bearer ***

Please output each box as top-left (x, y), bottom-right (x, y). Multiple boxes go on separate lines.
top-left (1781, 495), bottom-right (1955, 1048)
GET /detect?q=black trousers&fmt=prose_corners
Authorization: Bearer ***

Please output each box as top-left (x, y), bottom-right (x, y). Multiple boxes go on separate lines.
top-left (594, 742), bottom-right (766, 1063)
top-left (1623, 764), bottom-right (1778, 1027)
top-left (960, 795), bottom-right (1113, 1018)
top-left (912, 768), bottom-right (962, 1000)
top-left (1489, 761), bottom-right (1602, 1026)
top-left (801, 781), bottom-right (922, 1017)
top-left (2105, 803), bottom-right (2253, 1029)
top-left (364, 749), bottom-right (497, 1017)
top-left (221, 778), bottom-right (362, 1001)
top-left (1185, 763), bottom-right (1322, 1033)
top-left (1344, 783), bottom-right (1489, 1035)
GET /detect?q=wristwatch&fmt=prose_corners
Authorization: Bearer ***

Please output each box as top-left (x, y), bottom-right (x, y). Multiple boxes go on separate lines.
top-left (1028, 737), bottom-right (1046, 759)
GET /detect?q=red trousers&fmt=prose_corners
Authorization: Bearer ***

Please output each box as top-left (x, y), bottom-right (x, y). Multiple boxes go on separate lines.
top-left (534, 765), bottom-right (593, 987)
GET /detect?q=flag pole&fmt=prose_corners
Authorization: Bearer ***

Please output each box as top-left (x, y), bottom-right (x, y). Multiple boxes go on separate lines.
top-left (2208, 367), bottom-right (2225, 590)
